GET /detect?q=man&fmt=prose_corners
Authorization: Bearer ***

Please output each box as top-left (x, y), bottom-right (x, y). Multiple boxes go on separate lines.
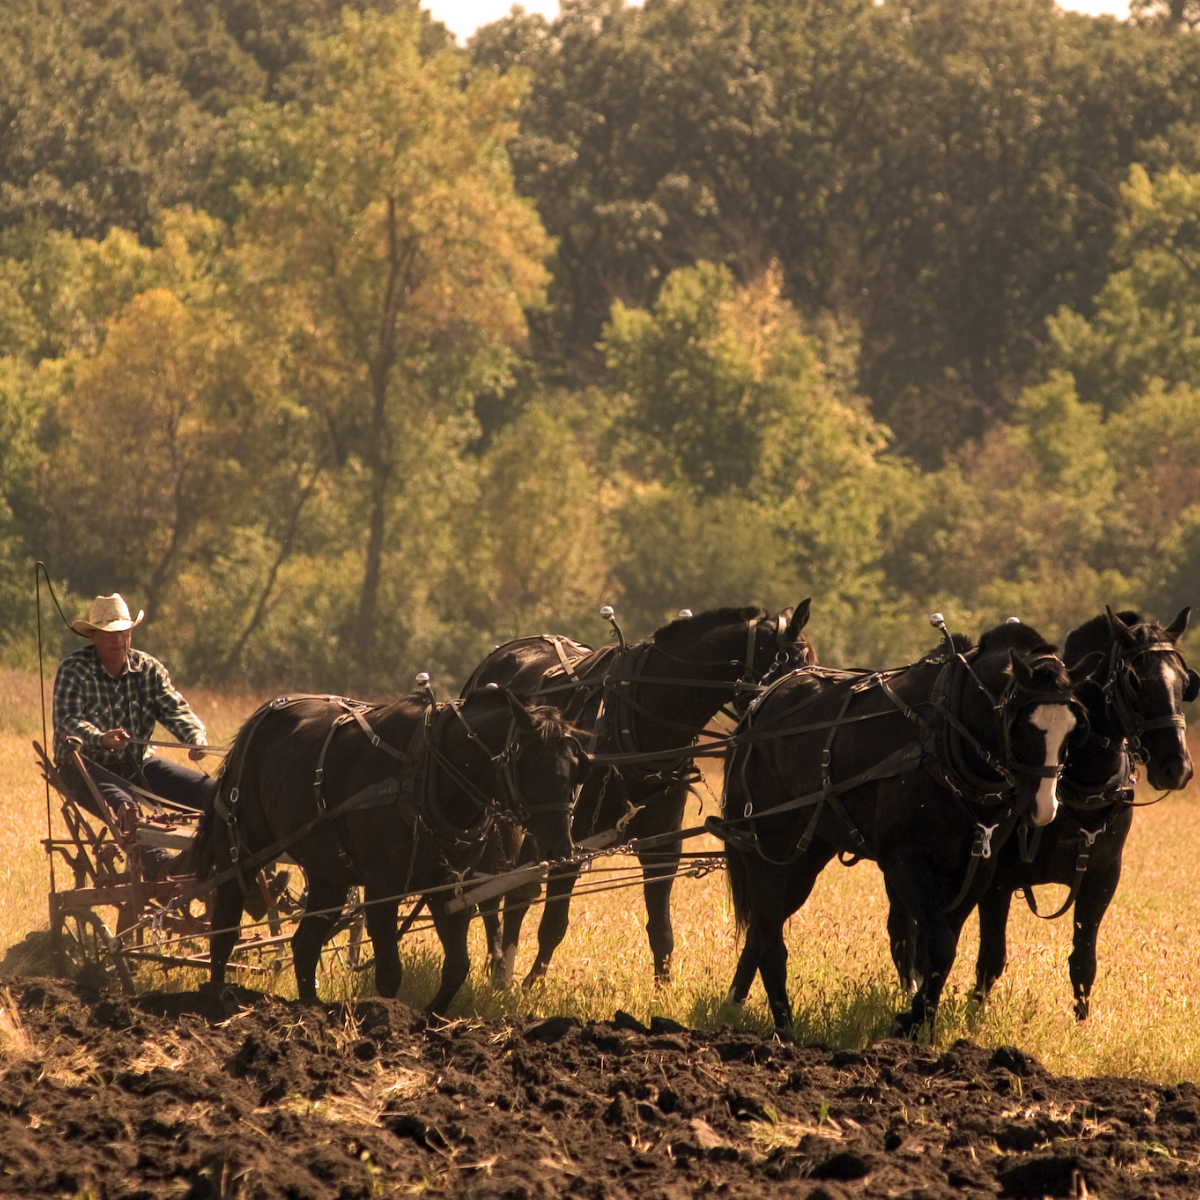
top-left (53, 593), bottom-right (218, 869)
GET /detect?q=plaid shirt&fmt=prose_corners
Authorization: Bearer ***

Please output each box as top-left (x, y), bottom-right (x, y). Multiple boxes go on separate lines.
top-left (53, 645), bottom-right (206, 769)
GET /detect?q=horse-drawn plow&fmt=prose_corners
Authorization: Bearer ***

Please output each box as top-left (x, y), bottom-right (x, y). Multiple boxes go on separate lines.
top-left (26, 601), bottom-right (1197, 1043)
top-left (33, 740), bottom-right (342, 994)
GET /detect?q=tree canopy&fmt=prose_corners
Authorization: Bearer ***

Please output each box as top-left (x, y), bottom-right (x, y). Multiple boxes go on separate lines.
top-left (2, 0), bottom-right (1199, 686)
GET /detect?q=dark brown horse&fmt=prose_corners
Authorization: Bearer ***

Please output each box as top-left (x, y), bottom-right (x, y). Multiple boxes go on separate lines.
top-left (965, 607), bottom-right (1196, 1018)
top-left (192, 686), bottom-right (587, 1016)
top-left (462, 602), bottom-right (816, 986)
top-left (720, 620), bottom-right (1096, 1035)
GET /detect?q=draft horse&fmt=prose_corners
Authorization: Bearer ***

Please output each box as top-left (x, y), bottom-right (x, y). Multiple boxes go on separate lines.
top-left (719, 620), bottom-right (1096, 1035)
top-left (192, 685), bottom-right (587, 1016)
top-left (966, 607), bottom-right (1196, 1019)
top-left (461, 602), bottom-right (817, 986)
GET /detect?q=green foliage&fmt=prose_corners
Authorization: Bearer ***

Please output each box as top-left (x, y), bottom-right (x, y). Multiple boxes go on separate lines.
top-left (1050, 165), bottom-right (1200, 413)
top-left (474, 0), bottom-right (1200, 463)
top-left (0, 358), bottom-right (55, 665)
top-left (4, 0), bottom-right (1200, 688)
top-left (0, 2), bottom-right (213, 240)
top-left (225, 6), bottom-right (553, 681)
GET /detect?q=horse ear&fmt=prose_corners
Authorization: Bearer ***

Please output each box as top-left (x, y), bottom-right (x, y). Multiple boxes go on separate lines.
top-left (1105, 606), bottom-right (1136, 647)
top-left (785, 598), bottom-right (812, 637)
top-left (506, 690), bottom-right (539, 734)
top-left (1068, 650), bottom-right (1104, 686)
top-left (1166, 605), bottom-right (1191, 641)
top-left (1009, 649), bottom-right (1034, 687)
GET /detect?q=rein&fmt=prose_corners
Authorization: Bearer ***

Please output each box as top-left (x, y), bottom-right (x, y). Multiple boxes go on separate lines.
top-left (1015, 629), bottom-right (1192, 921)
top-left (1100, 639), bottom-right (1189, 761)
top-left (212, 692), bottom-right (574, 898)
top-left (713, 642), bottom-right (1079, 912)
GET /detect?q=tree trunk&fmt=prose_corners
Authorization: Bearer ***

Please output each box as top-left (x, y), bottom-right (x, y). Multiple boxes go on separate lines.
top-left (353, 370), bottom-right (392, 685)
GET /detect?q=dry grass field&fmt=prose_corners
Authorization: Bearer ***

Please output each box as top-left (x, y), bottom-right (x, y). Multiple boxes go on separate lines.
top-left (3, 667), bottom-right (1199, 1082)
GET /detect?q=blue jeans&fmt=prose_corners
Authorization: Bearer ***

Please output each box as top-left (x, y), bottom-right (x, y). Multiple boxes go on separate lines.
top-left (64, 754), bottom-right (218, 820)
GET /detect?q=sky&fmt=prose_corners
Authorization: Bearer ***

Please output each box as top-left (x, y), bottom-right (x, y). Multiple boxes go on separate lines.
top-left (424, 0), bottom-right (1132, 43)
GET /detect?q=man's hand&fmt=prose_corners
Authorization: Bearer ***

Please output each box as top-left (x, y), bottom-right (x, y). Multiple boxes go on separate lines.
top-left (100, 728), bottom-right (131, 752)
top-left (189, 738), bottom-right (209, 762)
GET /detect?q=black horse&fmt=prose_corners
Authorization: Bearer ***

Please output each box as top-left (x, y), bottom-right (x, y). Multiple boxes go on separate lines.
top-left (192, 686), bottom-right (587, 1016)
top-left (720, 620), bottom-right (1096, 1035)
top-left (964, 607), bottom-right (1196, 1019)
top-left (461, 602), bottom-right (816, 986)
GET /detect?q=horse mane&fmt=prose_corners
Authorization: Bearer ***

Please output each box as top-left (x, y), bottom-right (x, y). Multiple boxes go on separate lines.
top-left (977, 622), bottom-right (1069, 688)
top-left (462, 685), bottom-right (577, 740)
top-left (919, 632), bottom-right (974, 660)
top-left (1064, 610), bottom-right (1169, 665)
top-left (977, 622), bottom-right (1057, 657)
top-left (653, 605), bottom-right (767, 648)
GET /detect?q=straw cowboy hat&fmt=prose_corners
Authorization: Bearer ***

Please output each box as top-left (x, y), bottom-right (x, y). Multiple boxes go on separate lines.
top-left (71, 593), bottom-right (145, 636)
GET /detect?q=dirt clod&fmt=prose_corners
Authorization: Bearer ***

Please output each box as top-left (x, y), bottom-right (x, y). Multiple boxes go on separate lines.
top-left (0, 978), bottom-right (1198, 1198)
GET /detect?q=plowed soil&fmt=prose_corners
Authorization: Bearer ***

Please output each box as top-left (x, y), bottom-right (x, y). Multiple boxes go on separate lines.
top-left (1, 978), bottom-right (1198, 1199)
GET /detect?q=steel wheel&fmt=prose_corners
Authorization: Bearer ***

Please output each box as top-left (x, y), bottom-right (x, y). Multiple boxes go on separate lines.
top-left (53, 908), bottom-right (135, 994)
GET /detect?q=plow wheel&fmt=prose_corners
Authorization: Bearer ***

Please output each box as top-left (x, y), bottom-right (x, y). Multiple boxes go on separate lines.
top-left (53, 908), bottom-right (135, 995)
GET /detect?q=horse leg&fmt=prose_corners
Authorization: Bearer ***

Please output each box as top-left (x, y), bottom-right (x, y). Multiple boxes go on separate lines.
top-left (1068, 858), bottom-right (1121, 1021)
top-left (477, 897), bottom-right (505, 985)
top-left (499, 876), bottom-right (541, 985)
top-left (640, 844), bottom-right (681, 982)
top-left (521, 863), bottom-right (581, 987)
top-left (726, 848), bottom-right (831, 1010)
top-left (725, 927), bottom-right (761, 1007)
top-left (365, 888), bottom-right (403, 999)
top-left (884, 877), bottom-right (921, 994)
top-left (291, 875), bottom-right (347, 1003)
top-left (885, 862), bottom-right (962, 1035)
top-left (974, 882), bottom-right (1014, 1003)
top-left (205, 879), bottom-right (246, 991)
top-left (425, 901), bottom-right (472, 1020)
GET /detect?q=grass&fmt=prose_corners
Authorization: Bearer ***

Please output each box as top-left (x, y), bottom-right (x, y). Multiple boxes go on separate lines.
top-left (3, 669), bottom-right (1199, 1082)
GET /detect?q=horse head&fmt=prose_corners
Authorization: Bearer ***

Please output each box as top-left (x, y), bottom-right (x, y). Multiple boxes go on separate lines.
top-left (953, 623), bottom-right (1093, 827)
top-left (1063, 607), bottom-right (1196, 792)
top-left (461, 685), bottom-right (586, 865)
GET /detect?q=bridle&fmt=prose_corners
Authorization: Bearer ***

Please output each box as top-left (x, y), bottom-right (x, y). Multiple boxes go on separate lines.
top-left (424, 697), bottom-right (583, 835)
top-left (1097, 638), bottom-right (1192, 765)
top-left (930, 648), bottom-right (1082, 802)
top-left (580, 611), bottom-right (812, 760)
top-left (747, 612), bottom-right (811, 693)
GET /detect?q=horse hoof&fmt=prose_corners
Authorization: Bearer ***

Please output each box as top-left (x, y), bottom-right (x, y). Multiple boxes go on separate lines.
top-left (521, 965), bottom-right (548, 989)
top-left (890, 1010), bottom-right (927, 1040)
top-left (1074, 999), bottom-right (1090, 1021)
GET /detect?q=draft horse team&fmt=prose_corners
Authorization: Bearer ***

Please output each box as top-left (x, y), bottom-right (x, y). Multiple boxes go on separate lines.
top-left (191, 597), bottom-right (1196, 1032)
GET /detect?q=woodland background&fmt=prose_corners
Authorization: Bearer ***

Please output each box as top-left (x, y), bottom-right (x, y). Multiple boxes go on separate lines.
top-left (3, 0), bottom-right (1200, 692)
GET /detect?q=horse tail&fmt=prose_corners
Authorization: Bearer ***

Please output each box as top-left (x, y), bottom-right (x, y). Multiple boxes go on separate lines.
top-left (723, 744), bottom-right (754, 936)
top-left (191, 702), bottom-right (270, 880)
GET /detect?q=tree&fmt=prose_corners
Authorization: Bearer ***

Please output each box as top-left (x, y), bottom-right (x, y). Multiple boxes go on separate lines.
top-left (1049, 165), bottom-right (1200, 414)
top-left (601, 260), bottom-right (914, 662)
top-left (474, 0), bottom-right (1200, 463)
top-left (228, 8), bottom-right (552, 682)
top-left (0, 2), bottom-right (212, 240)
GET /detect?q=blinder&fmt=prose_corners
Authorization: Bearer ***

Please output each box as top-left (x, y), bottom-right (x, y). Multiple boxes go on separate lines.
top-left (1102, 639), bottom-right (1192, 749)
top-left (755, 611), bottom-right (810, 690)
top-left (490, 721), bottom-right (584, 824)
top-left (1066, 700), bottom-right (1090, 749)
top-left (939, 650), bottom-right (1076, 794)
